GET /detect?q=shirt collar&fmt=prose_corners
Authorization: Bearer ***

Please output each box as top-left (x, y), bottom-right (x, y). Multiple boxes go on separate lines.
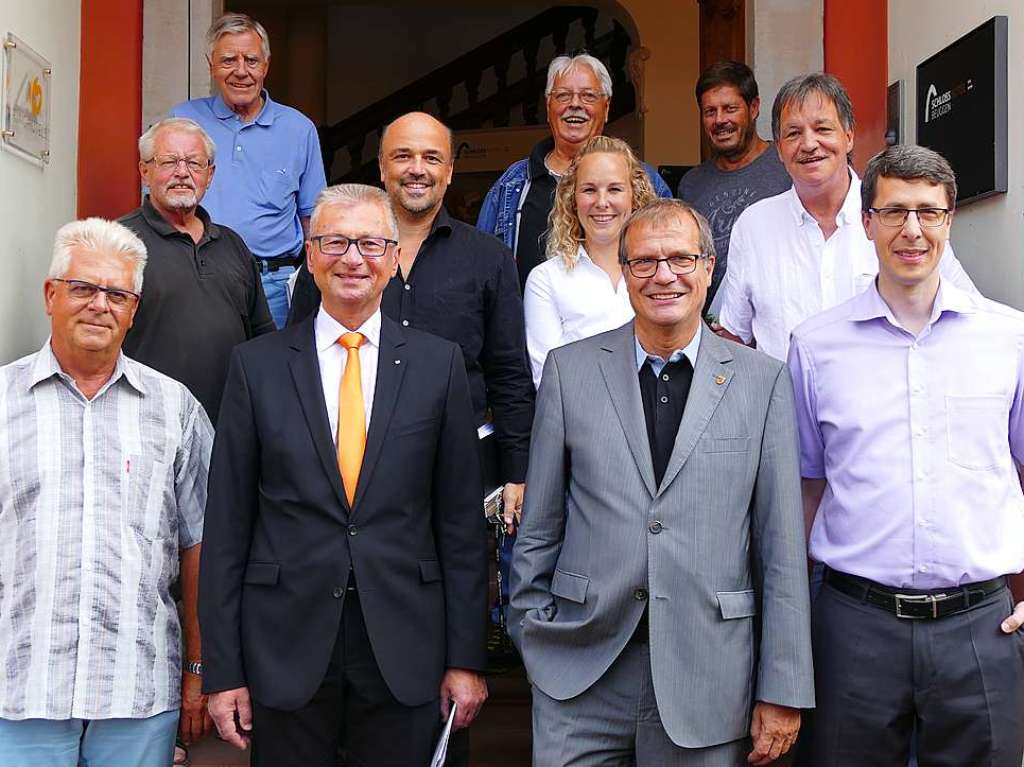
top-left (314, 307), bottom-right (382, 353)
top-left (141, 196), bottom-right (219, 240)
top-left (634, 327), bottom-right (702, 371)
top-left (28, 340), bottom-right (146, 396)
top-left (848, 277), bottom-right (978, 328)
top-left (528, 136), bottom-right (557, 180)
top-left (211, 89), bottom-right (277, 126)
top-left (788, 168), bottom-right (861, 227)
top-left (428, 207), bottom-right (454, 238)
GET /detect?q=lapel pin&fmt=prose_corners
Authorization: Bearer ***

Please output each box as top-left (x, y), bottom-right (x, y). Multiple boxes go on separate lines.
top-left (394, 359), bottom-right (402, 365)
top-left (714, 374), bottom-right (727, 385)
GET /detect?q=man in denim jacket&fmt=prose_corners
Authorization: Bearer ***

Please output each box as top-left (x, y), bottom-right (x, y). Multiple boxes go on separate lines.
top-left (477, 53), bottom-right (671, 291)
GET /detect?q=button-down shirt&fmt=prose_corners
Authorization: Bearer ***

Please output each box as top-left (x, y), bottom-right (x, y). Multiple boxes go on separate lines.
top-left (719, 172), bottom-right (976, 361)
top-left (315, 307), bottom-right (381, 440)
top-left (380, 209), bottom-right (534, 482)
top-left (0, 344), bottom-right (213, 720)
top-left (524, 246), bottom-right (634, 387)
top-left (787, 280), bottom-right (1024, 588)
top-left (169, 91), bottom-right (327, 258)
top-left (120, 197), bottom-right (275, 424)
top-left (634, 328), bottom-right (701, 375)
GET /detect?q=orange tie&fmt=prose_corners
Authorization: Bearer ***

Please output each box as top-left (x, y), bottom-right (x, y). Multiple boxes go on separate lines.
top-left (337, 332), bottom-right (366, 506)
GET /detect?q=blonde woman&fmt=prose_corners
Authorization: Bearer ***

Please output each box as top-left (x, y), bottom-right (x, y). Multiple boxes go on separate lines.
top-left (524, 136), bottom-right (657, 387)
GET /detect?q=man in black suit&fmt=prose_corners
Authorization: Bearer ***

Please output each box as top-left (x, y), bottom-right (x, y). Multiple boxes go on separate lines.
top-left (199, 183), bottom-right (489, 766)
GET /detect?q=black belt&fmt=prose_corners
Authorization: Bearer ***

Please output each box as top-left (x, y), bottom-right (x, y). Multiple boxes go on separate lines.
top-left (825, 568), bottom-right (1006, 620)
top-left (256, 252), bottom-right (302, 273)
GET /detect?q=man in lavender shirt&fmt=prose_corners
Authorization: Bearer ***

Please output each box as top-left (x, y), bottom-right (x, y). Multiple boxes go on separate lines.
top-left (787, 144), bottom-right (1024, 766)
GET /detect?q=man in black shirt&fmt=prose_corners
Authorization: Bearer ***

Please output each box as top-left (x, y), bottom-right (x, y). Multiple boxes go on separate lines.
top-left (120, 117), bottom-right (274, 424)
top-left (290, 113), bottom-right (533, 516)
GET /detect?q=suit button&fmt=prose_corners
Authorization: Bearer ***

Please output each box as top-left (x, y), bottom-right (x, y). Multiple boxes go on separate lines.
top-left (634, 588), bottom-right (648, 601)
top-left (401, 319), bottom-right (410, 327)
top-left (648, 520), bottom-right (663, 534)
top-left (332, 586), bottom-right (344, 598)
top-left (348, 526), bottom-right (358, 536)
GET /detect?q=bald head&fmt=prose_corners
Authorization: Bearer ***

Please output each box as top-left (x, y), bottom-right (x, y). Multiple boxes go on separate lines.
top-left (378, 112), bottom-right (455, 217)
top-left (380, 112), bottom-right (454, 160)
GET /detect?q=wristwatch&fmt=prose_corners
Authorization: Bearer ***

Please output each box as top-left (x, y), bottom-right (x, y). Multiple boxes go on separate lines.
top-left (185, 661), bottom-right (203, 676)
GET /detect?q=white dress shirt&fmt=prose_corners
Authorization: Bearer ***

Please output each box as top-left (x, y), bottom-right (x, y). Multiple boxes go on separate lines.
top-left (315, 307), bottom-right (381, 441)
top-left (523, 246), bottom-right (635, 387)
top-left (718, 172), bottom-right (976, 361)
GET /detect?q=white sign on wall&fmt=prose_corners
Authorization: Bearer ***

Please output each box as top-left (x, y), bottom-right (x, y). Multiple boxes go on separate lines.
top-left (2, 33), bottom-right (52, 165)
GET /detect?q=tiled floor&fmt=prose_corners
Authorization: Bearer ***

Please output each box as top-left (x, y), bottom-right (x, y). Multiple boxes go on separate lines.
top-left (189, 668), bottom-right (533, 767)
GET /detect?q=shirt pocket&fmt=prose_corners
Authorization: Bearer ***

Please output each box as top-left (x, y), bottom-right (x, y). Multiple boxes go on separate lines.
top-left (122, 455), bottom-right (171, 541)
top-left (946, 395), bottom-right (1007, 471)
top-left (257, 168), bottom-right (298, 211)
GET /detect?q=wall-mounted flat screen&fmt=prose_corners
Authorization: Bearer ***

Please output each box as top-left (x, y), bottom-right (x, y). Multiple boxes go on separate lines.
top-left (916, 16), bottom-right (1007, 205)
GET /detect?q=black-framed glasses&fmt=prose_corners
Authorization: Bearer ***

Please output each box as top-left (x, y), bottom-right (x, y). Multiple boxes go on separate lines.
top-left (624, 254), bottom-right (707, 279)
top-left (145, 155), bottom-right (212, 173)
top-left (549, 89), bottom-right (606, 105)
top-left (54, 279), bottom-right (139, 309)
top-left (868, 207), bottom-right (951, 228)
top-left (310, 235), bottom-right (397, 258)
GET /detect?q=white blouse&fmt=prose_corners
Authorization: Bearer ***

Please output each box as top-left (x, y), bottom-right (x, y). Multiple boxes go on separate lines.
top-left (523, 246), bottom-right (635, 388)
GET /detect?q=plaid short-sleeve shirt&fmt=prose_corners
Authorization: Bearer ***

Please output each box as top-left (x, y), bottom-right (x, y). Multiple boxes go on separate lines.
top-left (0, 343), bottom-right (213, 720)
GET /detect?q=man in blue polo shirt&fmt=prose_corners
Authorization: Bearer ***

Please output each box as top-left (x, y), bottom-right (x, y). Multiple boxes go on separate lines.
top-left (171, 12), bottom-right (327, 328)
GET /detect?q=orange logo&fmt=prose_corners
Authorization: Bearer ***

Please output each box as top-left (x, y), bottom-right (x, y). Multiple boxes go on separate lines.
top-left (28, 77), bottom-right (43, 117)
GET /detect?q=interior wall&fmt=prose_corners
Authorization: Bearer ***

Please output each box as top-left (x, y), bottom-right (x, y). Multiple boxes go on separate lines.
top-left (143, 0), bottom-right (220, 132)
top-left (889, 1), bottom-right (1023, 308)
top-left (0, 0), bottom-right (81, 361)
top-left (748, 0), bottom-right (824, 141)
top-left (618, 0), bottom-right (701, 166)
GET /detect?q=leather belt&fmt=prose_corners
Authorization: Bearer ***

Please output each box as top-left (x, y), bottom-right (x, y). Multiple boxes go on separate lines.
top-left (256, 252), bottom-right (302, 273)
top-left (825, 568), bottom-right (1006, 620)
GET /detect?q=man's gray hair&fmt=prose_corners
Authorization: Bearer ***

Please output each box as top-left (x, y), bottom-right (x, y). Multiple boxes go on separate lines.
top-left (771, 72), bottom-right (855, 143)
top-left (618, 199), bottom-right (716, 264)
top-left (206, 12), bottom-right (271, 60)
top-left (861, 144), bottom-right (958, 213)
top-left (310, 184), bottom-right (400, 240)
top-left (138, 117), bottom-right (216, 163)
top-left (545, 54), bottom-right (613, 98)
top-left (49, 218), bottom-right (148, 294)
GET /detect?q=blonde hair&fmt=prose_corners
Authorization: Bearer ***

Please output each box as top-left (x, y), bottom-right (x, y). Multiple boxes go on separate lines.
top-left (545, 136), bottom-right (656, 269)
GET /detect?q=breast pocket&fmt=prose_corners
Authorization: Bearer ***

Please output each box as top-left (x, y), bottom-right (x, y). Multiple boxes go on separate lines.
top-left (257, 169), bottom-right (298, 211)
top-left (946, 395), bottom-right (1007, 471)
top-left (122, 456), bottom-right (171, 541)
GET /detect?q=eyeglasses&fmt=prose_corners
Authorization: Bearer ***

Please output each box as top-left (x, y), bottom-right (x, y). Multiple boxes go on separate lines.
top-left (310, 235), bottom-right (397, 258)
top-left (214, 54), bottom-right (266, 72)
top-left (145, 155), bottom-right (212, 173)
top-left (54, 279), bottom-right (140, 309)
top-left (868, 207), bottom-right (951, 228)
top-left (549, 89), bottom-right (606, 105)
top-left (624, 254), bottom-right (707, 279)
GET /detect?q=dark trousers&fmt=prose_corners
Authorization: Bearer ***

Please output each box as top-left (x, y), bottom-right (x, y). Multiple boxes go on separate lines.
top-left (804, 580), bottom-right (1024, 767)
top-left (251, 589), bottom-right (440, 767)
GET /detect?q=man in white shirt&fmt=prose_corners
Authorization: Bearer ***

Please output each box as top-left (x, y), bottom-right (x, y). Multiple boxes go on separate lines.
top-left (717, 73), bottom-right (975, 360)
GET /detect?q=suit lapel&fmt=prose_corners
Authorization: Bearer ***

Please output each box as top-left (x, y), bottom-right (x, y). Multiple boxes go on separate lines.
top-left (351, 317), bottom-right (406, 514)
top-left (598, 324), bottom-right (657, 498)
top-left (288, 318), bottom-right (349, 513)
top-left (657, 325), bottom-right (735, 495)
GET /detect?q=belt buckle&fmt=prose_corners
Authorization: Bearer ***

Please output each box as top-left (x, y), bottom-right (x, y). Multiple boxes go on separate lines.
top-left (894, 593), bottom-right (938, 619)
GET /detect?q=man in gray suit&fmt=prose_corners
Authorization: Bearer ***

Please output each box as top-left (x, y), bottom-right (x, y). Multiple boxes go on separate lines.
top-left (510, 199), bottom-right (814, 766)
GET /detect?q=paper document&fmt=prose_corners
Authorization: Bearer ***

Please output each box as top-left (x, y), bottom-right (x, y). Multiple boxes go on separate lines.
top-left (430, 701), bottom-right (458, 767)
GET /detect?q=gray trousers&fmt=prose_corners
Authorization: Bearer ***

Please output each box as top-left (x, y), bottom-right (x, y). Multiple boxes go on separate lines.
top-left (531, 641), bottom-right (750, 767)
top-left (805, 581), bottom-right (1024, 767)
